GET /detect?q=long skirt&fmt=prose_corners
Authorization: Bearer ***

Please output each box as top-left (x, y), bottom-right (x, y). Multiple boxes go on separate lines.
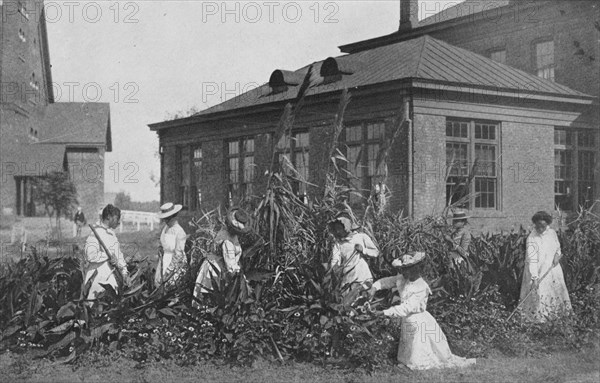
top-left (84, 261), bottom-right (118, 300)
top-left (519, 264), bottom-right (572, 322)
top-left (193, 256), bottom-right (225, 306)
top-left (398, 311), bottom-right (476, 370)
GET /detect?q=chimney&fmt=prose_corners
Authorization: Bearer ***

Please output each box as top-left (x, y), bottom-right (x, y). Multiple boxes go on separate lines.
top-left (399, 0), bottom-right (419, 31)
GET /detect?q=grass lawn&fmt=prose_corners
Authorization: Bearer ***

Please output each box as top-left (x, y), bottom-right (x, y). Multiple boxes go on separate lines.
top-left (2, 347), bottom-right (598, 383)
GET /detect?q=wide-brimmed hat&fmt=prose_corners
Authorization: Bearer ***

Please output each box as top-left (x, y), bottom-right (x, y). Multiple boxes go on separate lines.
top-left (392, 251), bottom-right (426, 268)
top-left (450, 210), bottom-right (470, 221)
top-left (226, 207), bottom-right (252, 235)
top-left (157, 202), bottom-right (183, 219)
top-left (328, 211), bottom-right (360, 232)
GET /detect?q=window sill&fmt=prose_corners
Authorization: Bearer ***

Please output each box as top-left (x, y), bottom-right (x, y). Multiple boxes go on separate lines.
top-left (468, 210), bottom-right (507, 219)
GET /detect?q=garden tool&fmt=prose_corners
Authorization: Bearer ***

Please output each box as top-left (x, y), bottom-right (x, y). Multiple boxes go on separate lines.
top-left (89, 224), bottom-right (125, 291)
top-left (507, 253), bottom-right (563, 321)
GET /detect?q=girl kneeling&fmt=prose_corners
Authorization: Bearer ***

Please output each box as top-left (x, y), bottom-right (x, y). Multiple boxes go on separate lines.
top-left (368, 252), bottom-right (475, 370)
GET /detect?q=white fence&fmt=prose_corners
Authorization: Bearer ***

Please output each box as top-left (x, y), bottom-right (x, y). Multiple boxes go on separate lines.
top-left (119, 210), bottom-right (160, 232)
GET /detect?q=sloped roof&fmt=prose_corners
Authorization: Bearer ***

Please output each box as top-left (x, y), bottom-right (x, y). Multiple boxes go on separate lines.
top-left (419, 0), bottom-right (510, 26)
top-left (13, 144), bottom-right (66, 176)
top-left (189, 35), bottom-right (589, 119)
top-left (39, 103), bottom-right (111, 151)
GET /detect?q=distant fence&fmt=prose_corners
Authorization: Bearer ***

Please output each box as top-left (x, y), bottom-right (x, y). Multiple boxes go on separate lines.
top-left (119, 210), bottom-right (160, 232)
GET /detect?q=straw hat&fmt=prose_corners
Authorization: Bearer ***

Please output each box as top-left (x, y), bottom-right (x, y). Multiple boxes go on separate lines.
top-left (226, 207), bottom-right (252, 235)
top-left (157, 202), bottom-right (183, 219)
top-left (392, 251), bottom-right (426, 268)
top-left (450, 209), bottom-right (470, 221)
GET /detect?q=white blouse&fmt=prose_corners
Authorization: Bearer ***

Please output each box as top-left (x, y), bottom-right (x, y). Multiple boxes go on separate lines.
top-left (373, 276), bottom-right (431, 317)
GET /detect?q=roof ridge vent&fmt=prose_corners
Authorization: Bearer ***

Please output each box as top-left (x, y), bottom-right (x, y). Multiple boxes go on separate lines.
top-left (269, 70), bottom-right (305, 93)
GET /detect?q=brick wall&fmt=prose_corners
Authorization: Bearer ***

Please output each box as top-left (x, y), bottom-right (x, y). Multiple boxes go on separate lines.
top-left (412, 114), bottom-right (446, 218)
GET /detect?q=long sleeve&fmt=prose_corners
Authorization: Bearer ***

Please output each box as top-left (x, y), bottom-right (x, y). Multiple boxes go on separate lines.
top-left (373, 275), bottom-right (402, 291)
top-left (330, 243), bottom-right (342, 268)
top-left (360, 234), bottom-right (379, 258)
top-left (222, 240), bottom-right (240, 273)
top-left (85, 236), bottom-right (108, 263)
top-left (113, 241), bottom-right (129, 278)
top-left (526, 235), bottom-right (539, 278)
top-left (383, 286), bottom-right (429, 317)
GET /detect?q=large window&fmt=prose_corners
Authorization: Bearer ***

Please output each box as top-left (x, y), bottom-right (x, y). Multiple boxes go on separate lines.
top-left (191, 146), bottom-right (202, 209)
top-left (276, 131), bottom-right (310, 201)
top-left (554, 129), bottom-right (596, 210)
top-left (344, 122), bottom-right (386, 203)
top-left (446, 120), bottom-right (500, 210)
top-left (535, 40), bottom-right (555, 81)
top-left (227, 137), bottom-right (255, 201)
top-left (176, 146), bottom-right (189, 207)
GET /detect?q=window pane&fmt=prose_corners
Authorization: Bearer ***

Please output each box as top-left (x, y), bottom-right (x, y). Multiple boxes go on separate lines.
top-left (243, 156), bottom-right (255, 182)
top-left (277, 134), bottom-right (291, 150)
top-left (446, 143), bottom-right (468, 176)
top-left (475, 178), bottom-right (496, 209)
top-left (367, 144), bottom-right (379, 176)
top-left (346, 126), bottom-right (362, 142)
top-left (446, 121), bottom-right (468, 138)
top-left (244, 138), bottom-right (254, 153)
top-left (294, 132), bottom-right (309, 148)
top-left (578, 131), bottom-right (596, 148)
top-left (347, 146), bottom-right (363, 178)
top-left (193, 147), bottom-right (202, 160)
top-left (475, 144), bottom-right (496, 177)
top-left (228, 141), bottom-right (239, 155)
top-left (229, 157), bottom-right (239, 184)
top-left (367, 122), bottom-right (385, 140)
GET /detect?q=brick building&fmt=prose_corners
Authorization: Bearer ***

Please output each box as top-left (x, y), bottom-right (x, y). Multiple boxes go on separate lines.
top-left (0, 0), bottom-right (111, 220)
top-left (149, 0), bottom-right (598, 232)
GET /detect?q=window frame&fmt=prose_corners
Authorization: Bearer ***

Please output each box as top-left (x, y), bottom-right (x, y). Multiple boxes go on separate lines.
top-left (275, 130), bottom-right (310, 201)
top-left (445, 119), bottom-right (501, 211)
top-left (342, 120), bottom-right (387, 203)
top-left (554, 128), bottom-right (597, 211)
top-left (226, 136), bottom-right (256, 202)
top-left (533, 39), bottom-right (555, 82)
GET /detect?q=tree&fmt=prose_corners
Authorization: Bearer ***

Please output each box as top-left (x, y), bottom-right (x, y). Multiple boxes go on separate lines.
top-left (114, 191), bottom-right (133, 210)
top-left (31, 171), bottom-right (78, 238)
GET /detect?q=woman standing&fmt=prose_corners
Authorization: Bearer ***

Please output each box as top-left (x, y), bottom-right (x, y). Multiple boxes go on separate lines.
top-left (154, 203), bottom-right (187, 288)
top-left (368, 252), bottom-right (476, 370)
top-left (328, 212), bottom-right (379, 294)
top-left (84, 204), bottom-right (129, 301)
top-left (519, 211), bottom-right (572, 322)
top-left (193, 207), bottom-right (251, 302)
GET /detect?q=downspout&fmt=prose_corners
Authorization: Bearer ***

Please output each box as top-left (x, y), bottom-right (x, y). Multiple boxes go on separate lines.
top-left (405, 95), bottom-right (414, 220)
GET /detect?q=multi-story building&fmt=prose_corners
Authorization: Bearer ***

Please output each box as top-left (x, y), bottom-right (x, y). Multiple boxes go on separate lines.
top-left (0, 0), bottom-right (111, 219)
top-left (150, 0), bottom-right (599, 232)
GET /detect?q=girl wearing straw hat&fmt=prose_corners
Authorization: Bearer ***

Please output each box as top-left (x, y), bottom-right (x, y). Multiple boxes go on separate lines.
top-left (193, 207), bottom-right (251, 303)
top-left (154, 202), bottom-right (187, 288)
top-left (444, 209), bottom-right (471, 266)
top-left (368, 252), bottom-right (476, 370)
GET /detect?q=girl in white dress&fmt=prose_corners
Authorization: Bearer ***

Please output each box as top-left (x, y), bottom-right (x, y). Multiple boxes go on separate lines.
top-left (154, 203), bottom-right (187, 288)
top-left (519, 211), bottom-right (572, 322)
top-left (328, 212), bottom-right (379, 292)
top-left (193, 208), bottom-right (250, 304)
top-left (368, 252), bottom-right (476, 370)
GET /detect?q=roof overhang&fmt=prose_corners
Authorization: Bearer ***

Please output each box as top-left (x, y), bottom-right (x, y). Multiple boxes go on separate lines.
top-left (149, 78), bottom-right (594, 132)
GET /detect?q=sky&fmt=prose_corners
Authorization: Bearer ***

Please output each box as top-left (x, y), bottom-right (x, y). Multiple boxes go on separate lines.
top-left (45, 0), bottom-right (466, 202)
